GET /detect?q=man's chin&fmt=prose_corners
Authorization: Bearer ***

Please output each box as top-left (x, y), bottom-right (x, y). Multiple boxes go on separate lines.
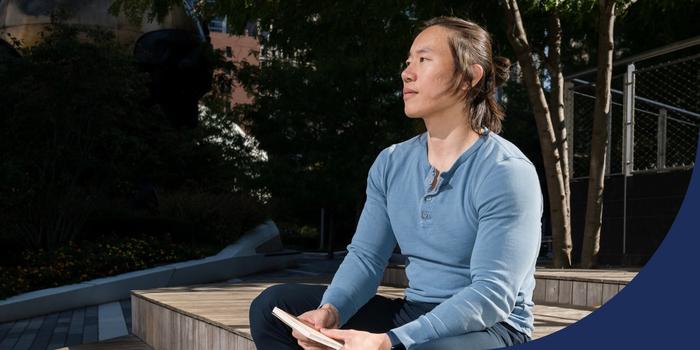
top-left (404, 109), bottom-right (422, 119)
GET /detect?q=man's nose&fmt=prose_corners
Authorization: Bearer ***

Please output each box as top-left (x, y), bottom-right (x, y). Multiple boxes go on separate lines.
top-left (401, 67), bottom-right (415, 83)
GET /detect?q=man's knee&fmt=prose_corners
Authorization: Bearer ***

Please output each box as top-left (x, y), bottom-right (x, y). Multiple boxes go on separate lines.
top-left (250, 283), bottom-right (298, 327)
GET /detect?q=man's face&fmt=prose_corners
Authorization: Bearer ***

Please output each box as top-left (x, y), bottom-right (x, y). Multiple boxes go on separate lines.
top-left (401, 25), bottom-right (464, 119)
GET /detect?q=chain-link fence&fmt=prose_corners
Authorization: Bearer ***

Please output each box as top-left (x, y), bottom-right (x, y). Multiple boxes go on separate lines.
top-left (563, 40), bottom-right (699, 264)
top-left (567, 48), bottom-right (699, 179)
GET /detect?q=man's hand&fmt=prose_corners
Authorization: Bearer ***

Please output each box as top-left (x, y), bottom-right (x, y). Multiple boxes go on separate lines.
top-left (320, 329), bottom-right (392, 350)
top-left (293, 304), bottom-right (340, 350)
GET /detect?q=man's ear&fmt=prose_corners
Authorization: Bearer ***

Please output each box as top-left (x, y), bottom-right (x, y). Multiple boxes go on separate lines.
top-left (470, 64), bottom-right (484, 87)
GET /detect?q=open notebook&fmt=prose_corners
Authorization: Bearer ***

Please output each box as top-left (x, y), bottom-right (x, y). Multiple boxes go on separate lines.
top-left (272, 307), bottom-right (343, 349)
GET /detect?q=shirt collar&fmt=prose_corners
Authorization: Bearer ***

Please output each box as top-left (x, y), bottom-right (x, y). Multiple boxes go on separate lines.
top-left (419, 128), bottom-right (489, 181)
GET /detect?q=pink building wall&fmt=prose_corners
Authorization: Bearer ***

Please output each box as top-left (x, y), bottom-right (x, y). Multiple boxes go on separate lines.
top-left (209, 32), bottom-right (260, 106)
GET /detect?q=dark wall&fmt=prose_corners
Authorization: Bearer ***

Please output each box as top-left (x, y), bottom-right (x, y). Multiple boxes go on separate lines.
top-left (570, 169), bottom-right (693, 266)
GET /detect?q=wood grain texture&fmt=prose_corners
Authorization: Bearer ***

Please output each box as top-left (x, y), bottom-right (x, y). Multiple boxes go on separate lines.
top-left (128, 273), bottom-right (602, 348)
top-left (132, 280), bottom-right (404, 349)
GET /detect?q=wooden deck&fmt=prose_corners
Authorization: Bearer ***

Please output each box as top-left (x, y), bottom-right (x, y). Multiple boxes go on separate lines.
top-left (383, 265), bottom-right (637, 309)
top-left (0, 251), bottom-right (634, 349)
top-left (130, 274), bottom-right (592, 349)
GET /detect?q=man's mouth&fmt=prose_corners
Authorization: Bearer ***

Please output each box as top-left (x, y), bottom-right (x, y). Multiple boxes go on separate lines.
top-left (403, 89), bottom-right (417, 99)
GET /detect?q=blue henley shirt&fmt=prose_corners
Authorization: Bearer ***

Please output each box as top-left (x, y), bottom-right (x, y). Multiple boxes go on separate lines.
top-left (319, 130), bottom-right (543, 348)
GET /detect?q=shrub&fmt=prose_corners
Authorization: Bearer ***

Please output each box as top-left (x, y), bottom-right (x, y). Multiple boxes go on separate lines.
top-left (0, 233), bottom-right (212, 300)
top-left (158, 191), bottom-right (268, 246)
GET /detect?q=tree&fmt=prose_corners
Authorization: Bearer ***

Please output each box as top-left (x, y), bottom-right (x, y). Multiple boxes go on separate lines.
top-left (211, 0), bottom-right (529, 246)
top-left (0, 23), bottom-right (161, 249)
top-left (109, 0), bottom-right (568, 249)
top-left (580, 0), bottom-right (636, 268)
top-left (0, 20), bottom-right (263, 250)
top-left (222, 0), bottom-right (422, 243)
top-left (501, 0), bottom-right (574, 268)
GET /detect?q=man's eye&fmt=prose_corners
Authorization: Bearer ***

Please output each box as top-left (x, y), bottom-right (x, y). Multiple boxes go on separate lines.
top-left (419, 57), bottom-right (428, 62)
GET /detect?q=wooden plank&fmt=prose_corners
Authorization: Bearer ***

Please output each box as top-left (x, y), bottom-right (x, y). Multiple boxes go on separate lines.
top-left (533, 279), bottom-right (546, 303)
top-left (586, 283), bottom-right (603, 308)
top-left (127, 274), bottom-right (598, 349)
top-left (531, 304), bottom-right (592, 340)
top-left (534, 269), bottom-right (637, 284)
top-left (572, 281), bottom-right (587, 307)
top-left (545, 279), bottom-right (559, 304)
top-left (557, 280), bottom-right (573, 305)
top-left (602, 283), bottom-right (619, 304)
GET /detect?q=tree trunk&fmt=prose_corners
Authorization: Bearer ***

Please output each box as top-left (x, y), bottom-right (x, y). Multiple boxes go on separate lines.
top-left (545, 9), bottom-right (572, 265)
top-left (581, 0), bottom-right (617, 269)
top-left (502, 0), bottom-right (572, 268)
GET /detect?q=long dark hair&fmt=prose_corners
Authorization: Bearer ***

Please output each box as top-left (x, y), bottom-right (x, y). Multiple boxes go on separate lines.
top-left (421, 17), bottom-right (510, 134)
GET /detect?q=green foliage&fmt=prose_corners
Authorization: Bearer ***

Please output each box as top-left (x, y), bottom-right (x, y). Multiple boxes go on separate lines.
top-left (277, 222), bottom-right (321, 251)
top-left (213, 1), bottom-right (505, 241)
top-left (0, 234), bottom-right (212, 300)
top-left (105, 0), bottom-right (698, 250)
top-left (0, 23), bottom-right (162, 249)
top-left (108, 0), bottom-right (182, 24)
top-left (0, 21), bottom-right (267, 251)
top-left (159, 191), bottom-right (269, 246)
top-left (616, 0), bottom-right (700, 57)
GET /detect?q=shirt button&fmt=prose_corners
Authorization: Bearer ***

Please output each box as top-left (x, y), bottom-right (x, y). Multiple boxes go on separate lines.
top-left (421, 212), bottom-right (430, 219)
top-left (425, 197), bottom-right (432, 202)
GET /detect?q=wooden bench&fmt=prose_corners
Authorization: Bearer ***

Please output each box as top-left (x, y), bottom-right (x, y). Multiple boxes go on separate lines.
top-left (127, 271), bottom-right (599, 349)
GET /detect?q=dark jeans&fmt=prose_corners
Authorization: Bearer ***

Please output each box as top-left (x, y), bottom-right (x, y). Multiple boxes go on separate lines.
top-left (249, 283), bottom-right (529, 350)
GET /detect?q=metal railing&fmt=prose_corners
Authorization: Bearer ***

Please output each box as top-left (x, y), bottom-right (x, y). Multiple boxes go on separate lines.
top-left (566, 40), bottom-right (699, 179)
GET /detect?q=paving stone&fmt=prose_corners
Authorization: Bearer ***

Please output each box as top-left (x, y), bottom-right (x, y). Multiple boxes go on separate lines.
top-left (85, 306), bottom-right (98, 320)
top-left (0, 323), bottom-right (13, 343)
top-left (11, 317), bottom-right (44, 350)
top-left (25, 317), bottom-right (43, 333)
top-left (0, 320), bottom-right (28, 349)
top-left (47, 311), bottom-right (72, 349)
top-left (82, 305), bottom-right (99, 344)
top-left (29, 313), bottom-right (58, 350)
top-left (119, 299), bottom-right (132, 332)
top-left (98, 302), bottom-right (128, 341)
top-left (12, 332), bottom-right (37, 350)
top-left (66, 333), bottom-right (84, 347)
top-left (83, 306), bottom-right (98, 330)
top-left (65, 308), bottom-right (85, 346)
top-left (82, 325), bottom-right (98, 344)
top-left (5, 320), bottom-right (28, 337)
top-left (68, 309), bottom-right (85, 335)
top-left (0, 335), bottom-right (19, 350)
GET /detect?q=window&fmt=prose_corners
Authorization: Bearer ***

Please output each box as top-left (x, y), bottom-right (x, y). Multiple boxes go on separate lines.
top-left (209, 16), bottom-right (226, 33)
top-left (244, 20), bottom-right (258, 37)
